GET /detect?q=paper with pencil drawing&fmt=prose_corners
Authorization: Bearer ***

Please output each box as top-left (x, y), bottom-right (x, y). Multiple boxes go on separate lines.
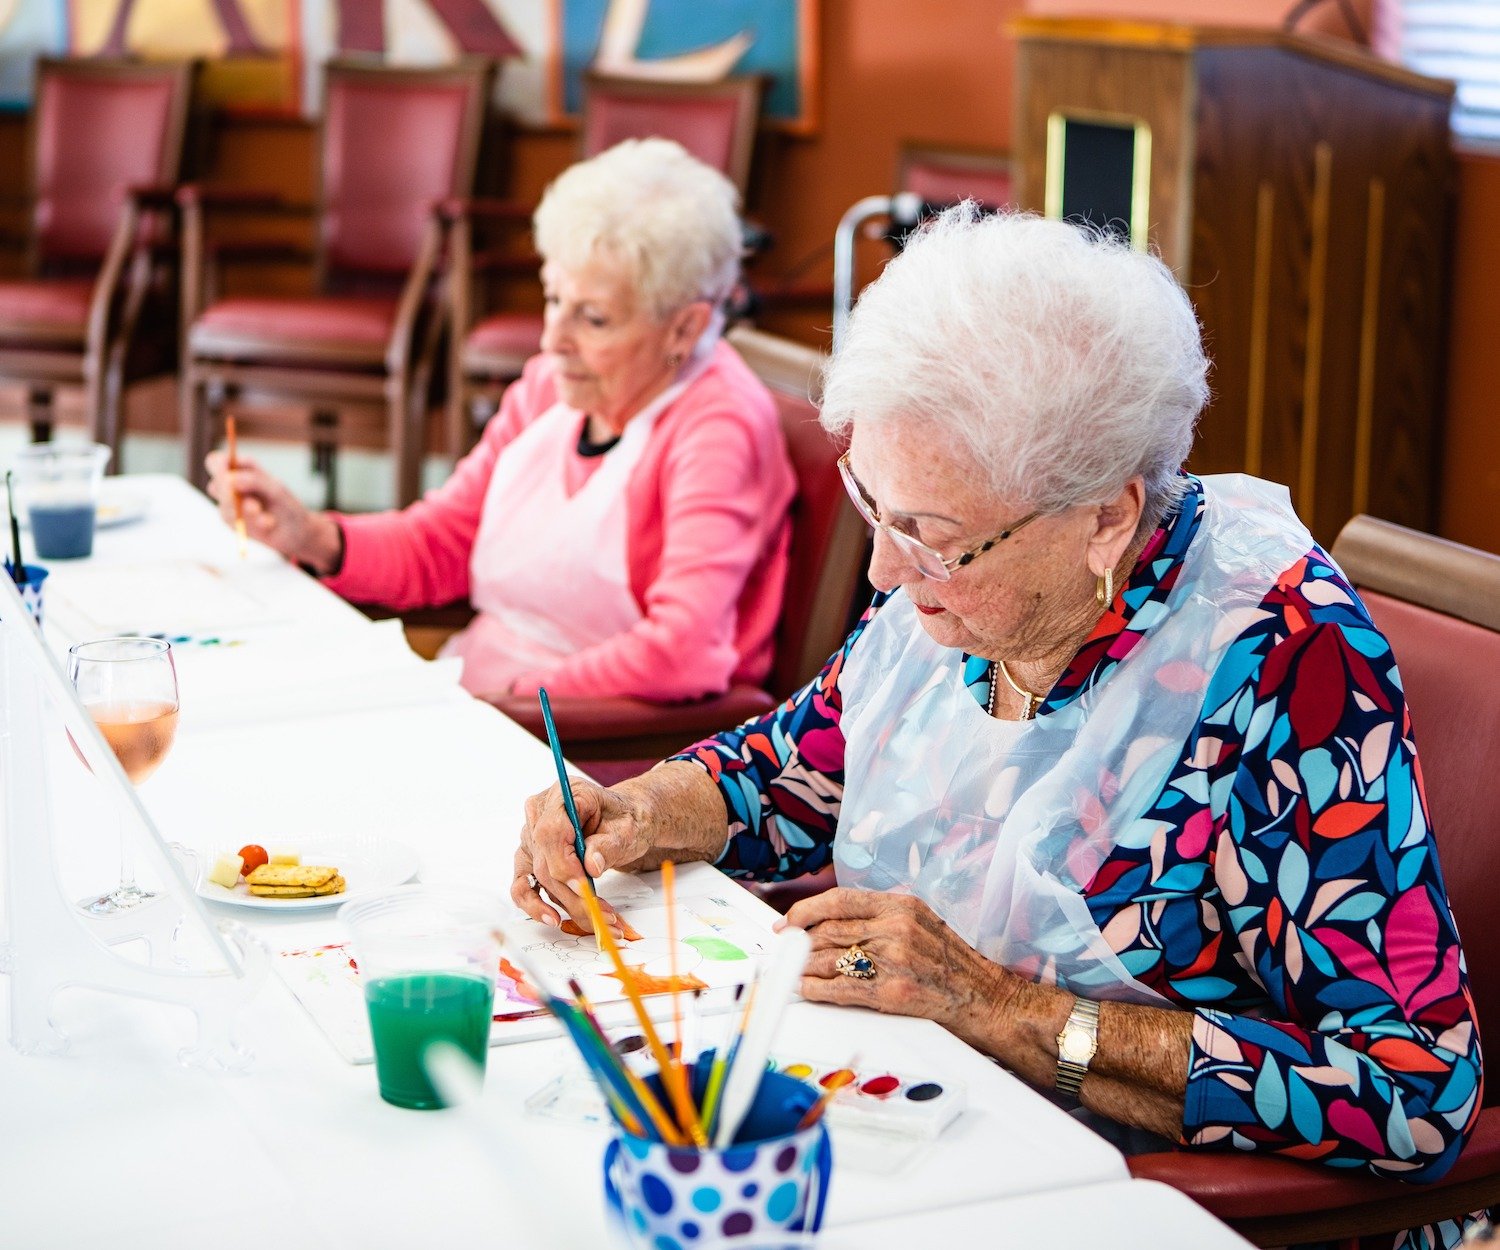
top-left (275, 877), bottom-right (774, 1064)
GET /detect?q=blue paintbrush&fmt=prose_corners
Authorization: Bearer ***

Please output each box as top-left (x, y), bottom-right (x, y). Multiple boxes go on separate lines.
top-left (538, 686), bottom-right (591, 883)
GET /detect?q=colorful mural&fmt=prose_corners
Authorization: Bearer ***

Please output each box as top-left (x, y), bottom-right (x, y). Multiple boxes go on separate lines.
top-left (0, 1), bottom-right (819, 129)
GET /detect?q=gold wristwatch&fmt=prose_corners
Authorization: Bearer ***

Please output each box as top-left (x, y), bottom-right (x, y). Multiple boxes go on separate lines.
top-left (1054, 996), bottom-right (1101, 1102)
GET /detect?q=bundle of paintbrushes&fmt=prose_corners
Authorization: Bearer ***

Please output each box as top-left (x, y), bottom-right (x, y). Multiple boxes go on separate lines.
top-left (495, 867), bottom-right (812, 1149)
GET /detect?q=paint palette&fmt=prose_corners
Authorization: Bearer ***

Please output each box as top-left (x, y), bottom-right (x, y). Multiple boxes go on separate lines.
top-left (525, 1054), bottom-right (966, 1174)
top-left (768, 1057), bottom-right (966, 1143)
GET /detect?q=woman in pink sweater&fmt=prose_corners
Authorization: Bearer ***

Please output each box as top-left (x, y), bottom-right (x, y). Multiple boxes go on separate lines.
top-left (206, 139), bottom-right (795, 702)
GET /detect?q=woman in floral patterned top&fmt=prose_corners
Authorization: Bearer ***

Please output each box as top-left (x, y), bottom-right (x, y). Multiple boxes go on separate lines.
top-left (514, 210), bottom-right (1482, 1246)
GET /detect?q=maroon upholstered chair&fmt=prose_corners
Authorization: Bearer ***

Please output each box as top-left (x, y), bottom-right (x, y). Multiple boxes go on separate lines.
top-left (897, 143), bottom-right (1014, 211)
top-left (460, 326), bottom-right (863, 780)
top-left (180, 60), bottom-right (494, 507)
top-left (1130, 515), bottom-right (1500, 1245)
top-left (0, 57), bottom-right (195, 459)
top-left (445, 72), bottom-right (767, 453)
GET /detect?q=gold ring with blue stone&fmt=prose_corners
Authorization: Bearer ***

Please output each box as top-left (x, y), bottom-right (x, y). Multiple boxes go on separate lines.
top-left (836, 944), bottom-right (877, 979)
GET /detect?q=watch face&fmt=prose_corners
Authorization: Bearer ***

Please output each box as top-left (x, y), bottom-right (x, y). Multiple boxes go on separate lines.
top-left (1060, 1028), bottom-right (1095, 1062)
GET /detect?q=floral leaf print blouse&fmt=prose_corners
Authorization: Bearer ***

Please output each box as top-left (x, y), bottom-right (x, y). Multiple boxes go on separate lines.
top-left (674, 476), bottom-right (1482, 1242)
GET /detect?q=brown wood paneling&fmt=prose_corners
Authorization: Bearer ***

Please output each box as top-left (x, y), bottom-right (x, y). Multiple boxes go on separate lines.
top-left (1188, 43), bottom-right (1452, 542)
top-left (1016, 22), bottom-right (1453, 546)
top-left (1014, 40), bottom-right (1194, 272)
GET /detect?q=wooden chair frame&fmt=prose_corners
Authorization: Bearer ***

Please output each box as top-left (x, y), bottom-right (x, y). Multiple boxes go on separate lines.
top-left (179, 60), bottom-right (494, 506)
top-left (0, 58), bottom-right (196, 458)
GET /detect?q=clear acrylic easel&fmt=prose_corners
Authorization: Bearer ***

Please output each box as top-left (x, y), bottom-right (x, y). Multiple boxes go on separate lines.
top-left (0, 574), bottom-right (265, 1070)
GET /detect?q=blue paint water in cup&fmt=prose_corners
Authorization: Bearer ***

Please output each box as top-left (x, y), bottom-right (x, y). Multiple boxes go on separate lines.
top-left (13, 443), bottom-right (110, 559)
top-left (604, 1068), bottom-right (833, 1248)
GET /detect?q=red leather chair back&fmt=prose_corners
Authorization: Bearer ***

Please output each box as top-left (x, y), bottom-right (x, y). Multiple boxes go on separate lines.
top-left (582, 73), bottom-right (764, 197)
top-left (727, 327), bottom-right (868, 698)
top-left (320, 62), bottom-right (492, 281)
top-left (31, 59), bottom-right (192, 263)
top-left (1358, 590), bottom-right (1500, 1100)
top-left (1332, 515), bottom-right (1500, 1107)
top-left (898, 144), bottom-right (1014, 210)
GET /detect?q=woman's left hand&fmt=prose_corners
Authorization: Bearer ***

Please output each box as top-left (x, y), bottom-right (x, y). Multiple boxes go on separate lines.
top-left (777, 888), bottom-right (1022, 1043)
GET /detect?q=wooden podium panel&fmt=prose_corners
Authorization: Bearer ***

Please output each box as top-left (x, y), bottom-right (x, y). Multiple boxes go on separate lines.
top-left (1014, 19), bottom-right (1454, 544)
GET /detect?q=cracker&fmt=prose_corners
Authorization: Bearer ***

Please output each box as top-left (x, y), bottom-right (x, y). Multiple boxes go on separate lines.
top-left (246, 863), bottom-right (337, 889)
top-left (248, 883), bottom-right (317, 898)
top-left (312, 875), bottom-right (346, 897)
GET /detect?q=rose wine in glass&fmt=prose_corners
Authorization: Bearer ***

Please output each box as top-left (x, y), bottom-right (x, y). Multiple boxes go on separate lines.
top-left (68, 637), bottom-right (180, 914)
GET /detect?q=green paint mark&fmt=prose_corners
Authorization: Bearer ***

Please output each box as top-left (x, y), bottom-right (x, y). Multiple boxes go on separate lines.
top-left (682, 935), bottom-right (748, 961)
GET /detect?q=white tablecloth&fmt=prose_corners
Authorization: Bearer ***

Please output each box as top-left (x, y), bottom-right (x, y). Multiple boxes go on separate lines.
top-left (0, 474), bottom-right (1231, 1249)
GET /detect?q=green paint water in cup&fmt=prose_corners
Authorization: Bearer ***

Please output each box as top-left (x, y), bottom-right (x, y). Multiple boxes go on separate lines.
top-left (365, 971), bottom-right (492, 1109)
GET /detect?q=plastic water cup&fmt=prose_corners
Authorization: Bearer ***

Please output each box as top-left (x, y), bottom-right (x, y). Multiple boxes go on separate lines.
top-left (13, 442), bottom-right (111, 559)
top-left (339, 885), bottom-right (503, 1110)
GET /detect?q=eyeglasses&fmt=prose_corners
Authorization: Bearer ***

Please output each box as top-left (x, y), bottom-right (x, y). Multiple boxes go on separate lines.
top-left (837, 451), bottom-right (1041, 582)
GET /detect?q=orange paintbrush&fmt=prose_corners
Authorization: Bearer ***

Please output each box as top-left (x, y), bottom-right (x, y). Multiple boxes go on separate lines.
top-left (225, 415), bottom-right (248, 559)
top-left (575, 875), bottom-right (706, 1147)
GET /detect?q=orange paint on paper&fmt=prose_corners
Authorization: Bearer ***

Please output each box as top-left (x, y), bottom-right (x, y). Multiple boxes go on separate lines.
top-left (560, 917), bottom-right (643, 942)
top-left (498, 956), bottom-right (541, 1002)
top-left (602, 965), bottom-right (708, 998)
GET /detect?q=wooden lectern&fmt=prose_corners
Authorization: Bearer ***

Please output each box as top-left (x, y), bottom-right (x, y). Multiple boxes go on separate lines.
top-left (1012, 18), bottom-right (1455, 544)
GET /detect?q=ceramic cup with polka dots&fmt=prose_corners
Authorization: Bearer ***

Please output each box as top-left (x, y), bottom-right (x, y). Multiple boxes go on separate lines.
top-left (603, 1069), bottom-right (833, 1248)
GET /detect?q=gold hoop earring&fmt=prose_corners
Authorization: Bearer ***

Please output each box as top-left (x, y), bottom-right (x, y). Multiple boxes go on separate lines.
top-left (1095, 566), bottom-right (1114, 606)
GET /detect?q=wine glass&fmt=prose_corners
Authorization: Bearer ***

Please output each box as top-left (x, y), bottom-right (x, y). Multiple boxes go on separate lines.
top-left (68, 637), bottom-right (180, 914)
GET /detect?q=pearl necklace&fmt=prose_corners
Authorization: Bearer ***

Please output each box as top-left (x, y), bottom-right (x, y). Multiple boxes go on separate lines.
top-left (991, 660), bottom-right (1043, 720)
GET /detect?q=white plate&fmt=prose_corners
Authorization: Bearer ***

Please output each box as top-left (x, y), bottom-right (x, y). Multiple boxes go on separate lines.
top-left (95, 488), bottom-right (150, 529)
top-left (17, 486), bottom-right (149, 530)
top-left (197, 836), bottom-right (420, 911)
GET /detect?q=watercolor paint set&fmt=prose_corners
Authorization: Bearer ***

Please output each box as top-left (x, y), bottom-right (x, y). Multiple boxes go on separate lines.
top-left (526, 1052), bottom-right (966, 1172)
top-left (764, 1057), bottom-right (966, 1142)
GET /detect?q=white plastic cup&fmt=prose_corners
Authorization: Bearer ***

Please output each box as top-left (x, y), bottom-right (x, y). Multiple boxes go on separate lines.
top-left (13, 443), bottom-right (111, 559)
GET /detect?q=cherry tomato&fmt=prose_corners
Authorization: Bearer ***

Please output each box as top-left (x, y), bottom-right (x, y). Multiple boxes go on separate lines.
top-left (238, 844), bottom-right (268, 876)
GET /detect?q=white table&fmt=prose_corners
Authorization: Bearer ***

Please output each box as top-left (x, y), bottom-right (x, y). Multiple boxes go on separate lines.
top-left (0, 475), bottom-right (1209, 1249)
top-left (813, 1180), bottom-right (1255, 1249)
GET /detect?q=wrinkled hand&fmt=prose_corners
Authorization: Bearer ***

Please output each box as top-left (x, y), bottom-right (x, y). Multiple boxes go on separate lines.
top-left (513, 779), bottom-right (654, 933)
top-left (778, 889), bottom-right (1020, 1042)
top-left (204, 449), bottom-right (340, 571)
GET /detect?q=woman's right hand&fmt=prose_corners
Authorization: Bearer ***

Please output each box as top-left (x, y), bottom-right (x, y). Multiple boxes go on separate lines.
top-left (513, 779), bottom-right (656, 932)
top-left (204, 450), bottom-right (343, 573)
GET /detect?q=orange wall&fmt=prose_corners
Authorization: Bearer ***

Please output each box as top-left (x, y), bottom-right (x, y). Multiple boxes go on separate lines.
top-left (470, 0), bottom-right (1026, 341)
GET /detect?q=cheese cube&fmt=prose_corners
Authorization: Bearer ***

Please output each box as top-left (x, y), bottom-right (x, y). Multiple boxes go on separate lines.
top-left (208, 853), bottom-right (244, 889)
top-left (269, 851), bottom-right (300, 867)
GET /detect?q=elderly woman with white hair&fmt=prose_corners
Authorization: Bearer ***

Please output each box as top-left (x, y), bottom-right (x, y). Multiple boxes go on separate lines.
top-left (516, 209), bottom-right (1483, 1232)
top-left (206, 139), bottom-right (794, 701)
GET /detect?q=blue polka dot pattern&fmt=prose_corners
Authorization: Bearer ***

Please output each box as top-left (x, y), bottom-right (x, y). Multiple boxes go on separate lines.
top-left (766, 1181), bottom-right (800, 1223)
top-left (721, 1147), bottom-right (756, 1173)
top-left (604, 1073), bottom-right (831, 1245)
top-left (641, 1174), bottom-right (674, 1215)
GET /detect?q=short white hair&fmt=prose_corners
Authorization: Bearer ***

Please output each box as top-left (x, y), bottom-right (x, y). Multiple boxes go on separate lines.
top-left (820, 208), bottom-right (1210, 531)
top-left (533, 138), bottom-right (742, 327)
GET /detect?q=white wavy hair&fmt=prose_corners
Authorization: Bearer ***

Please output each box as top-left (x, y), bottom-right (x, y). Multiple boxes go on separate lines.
top-left (820, 207), bottom-right (1210, 532)
top-left (533, 137), bottom-right (742, 340)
